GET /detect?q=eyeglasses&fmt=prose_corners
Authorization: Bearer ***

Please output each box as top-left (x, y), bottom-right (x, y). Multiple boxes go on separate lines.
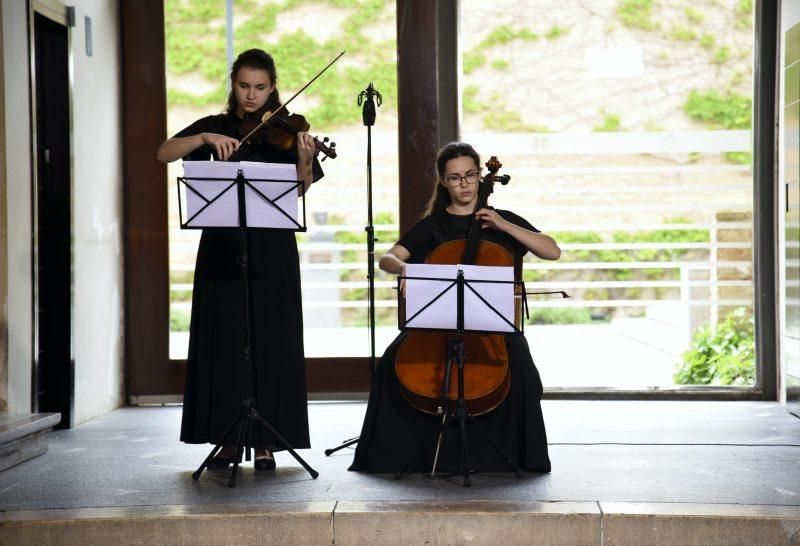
top-left (442, 171), bottom-right (481, 187)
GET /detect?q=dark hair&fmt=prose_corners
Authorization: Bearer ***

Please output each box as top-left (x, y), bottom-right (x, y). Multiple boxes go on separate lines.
top-left (423, 142), bottom-right (482, 216)
top-left (225, 49), bottom-right (281, 115)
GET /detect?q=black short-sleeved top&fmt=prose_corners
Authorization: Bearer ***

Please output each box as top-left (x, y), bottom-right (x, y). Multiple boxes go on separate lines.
top-left (172, 112), bottom-right (324, 182)
top-left (397, 208), bottom-right (539, 265)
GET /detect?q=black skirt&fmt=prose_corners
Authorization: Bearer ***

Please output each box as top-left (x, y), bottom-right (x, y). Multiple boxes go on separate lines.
top-left (349, 333), bottom-right (551, 473)
top-left (180, 228), bottom-right (310, 450)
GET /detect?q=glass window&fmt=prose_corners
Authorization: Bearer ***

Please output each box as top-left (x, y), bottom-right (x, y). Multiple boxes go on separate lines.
top-left (459, 0), bottom-right (756, 388)
top-left (165, 0), bottom-right (399, 360)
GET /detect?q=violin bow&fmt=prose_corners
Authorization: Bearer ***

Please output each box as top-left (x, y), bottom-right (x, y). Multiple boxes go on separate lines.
top-left (238, 50), bottom-right (347, 147)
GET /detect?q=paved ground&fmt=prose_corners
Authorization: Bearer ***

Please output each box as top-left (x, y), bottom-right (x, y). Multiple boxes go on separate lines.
top-left (1, 401), bottom-right (798, 511)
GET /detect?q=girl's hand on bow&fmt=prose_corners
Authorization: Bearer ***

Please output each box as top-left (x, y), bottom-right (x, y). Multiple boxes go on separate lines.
top-left (202, 132), bottom-right (239, 161)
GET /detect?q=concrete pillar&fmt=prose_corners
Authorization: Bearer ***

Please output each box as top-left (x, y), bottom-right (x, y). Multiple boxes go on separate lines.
top-left (0, 3), bottom-right (7, 415)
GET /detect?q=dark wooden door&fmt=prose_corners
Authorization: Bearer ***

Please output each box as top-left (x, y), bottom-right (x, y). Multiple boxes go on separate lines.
top-left (33, 12), bottom-right (72, 427)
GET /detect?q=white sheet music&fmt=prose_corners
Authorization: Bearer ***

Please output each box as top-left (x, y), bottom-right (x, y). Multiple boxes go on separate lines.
top-left (182, 161), bottom-right (299, 228)
top-left (404, 263), bottom-right (516, 333)
top-left (405, 264), bottom-right (459, 330)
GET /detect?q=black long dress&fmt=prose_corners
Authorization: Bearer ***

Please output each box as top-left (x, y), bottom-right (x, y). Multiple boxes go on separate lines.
top-left (176, 112), bottom-right (322, 450)
top-left (350, 209), bottom-right (551, 473)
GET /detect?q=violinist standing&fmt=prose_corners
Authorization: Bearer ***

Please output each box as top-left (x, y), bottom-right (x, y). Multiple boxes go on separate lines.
top-left (157, 49), bottom-right (322, 470)
top-left (350, 142), bottom-right (559, 474)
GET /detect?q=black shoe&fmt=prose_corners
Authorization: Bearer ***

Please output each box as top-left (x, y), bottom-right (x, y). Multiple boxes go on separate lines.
top-left (206, 447), bottom-right (241, 470)
top-left (206, 456), bottom-right (233, 470)
top-left (254, 456), bottom-right (276, 471)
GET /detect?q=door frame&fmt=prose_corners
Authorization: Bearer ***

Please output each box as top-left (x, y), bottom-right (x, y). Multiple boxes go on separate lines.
top-left (28, 0), bottom-right (75, 424)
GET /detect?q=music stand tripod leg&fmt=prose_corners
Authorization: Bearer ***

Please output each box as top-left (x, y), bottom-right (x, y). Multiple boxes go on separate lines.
top-left (430, 411), bottom-right (448, 476)
top-left (457, 404), bottom-right (471, 487)
top-left (439, 333), bottom-right (521, 486)
top-left (192, 414), bottom-right (241, 480)
top-left (394, 410), bottom-right (454, 479)
top-left (395, 337), bottom-right (453, 479)
top-left (431, 335), bottom-right (457, 476)
top-left (453, 335), bottom-right (472, 487)
top-left (465, 412), bottom-right (523, 478)
top-left (324, 436), bottom-right (359, 456)
top-left (252, 410), bottom-right (319, 479)
top-left (453, 332), bottom-right (523, 480)
top-left (227, 413), bottom-right (249, 488)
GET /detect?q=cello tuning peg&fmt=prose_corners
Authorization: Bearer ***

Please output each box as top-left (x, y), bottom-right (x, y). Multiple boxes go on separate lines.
top-left (323, 136), bottom-right (330, 143)
top-left (330, 142), bottom-right (336, 148)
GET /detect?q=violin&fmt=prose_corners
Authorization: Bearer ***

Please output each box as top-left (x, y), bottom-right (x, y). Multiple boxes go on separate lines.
top-left (394, 157), bottom-right (515, 416)
top-left (237, 101), bottom-right (337, 160)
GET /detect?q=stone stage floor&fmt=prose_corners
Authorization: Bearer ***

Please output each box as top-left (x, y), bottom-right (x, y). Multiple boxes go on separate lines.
top-left (1, 401), bottom-right (800, 544)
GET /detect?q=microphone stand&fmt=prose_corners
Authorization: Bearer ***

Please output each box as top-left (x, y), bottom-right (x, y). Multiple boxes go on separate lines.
top-left (325, 83), bottom-right (382, 456)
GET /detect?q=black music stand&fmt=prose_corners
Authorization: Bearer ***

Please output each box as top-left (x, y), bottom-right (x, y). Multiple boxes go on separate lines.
top-left (177, 161), bottom-right (318, 487)
top-left (395, 264), bottom-right (527, 487)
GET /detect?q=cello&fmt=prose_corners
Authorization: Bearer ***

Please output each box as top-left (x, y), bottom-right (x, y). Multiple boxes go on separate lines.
top-left (394, 156), bottom-right (516, 416)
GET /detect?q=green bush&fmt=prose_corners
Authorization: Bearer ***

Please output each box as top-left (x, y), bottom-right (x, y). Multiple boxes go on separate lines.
top-left (673, 307), bottom-right (755, 386)
top-left (735, 0), bottom-right (753, 29)
top-left (684, 7), bottom-right (705, 24)
top-left (684, 89), bottom-right (752, 165)
top-left (684, 89), bottom-right (752, 129)
top-left (463, 51), bottom-right (487, 75)
top-left (617, 0), bottom-right (657, 30)
top-left (482, 108), bottom-right (551, 133)
top-left (491, 59), bottom-right (510, 71)
top-left (462, 24), bottom-right (539, 75)
top-left (713, 46), bottom-right (731, 64)
top-left (593, 111), bottom-right (622, 132)
top-left (482, 25), bottom-right (540, 47)
top-left (526, 307), bottom-right (597, 325)
top-left (724, 151), bottom-right (752, 165)
top-left (699, 33), bottom-right (715, 49)
top-left (170, 309), bottom-right (192, 332)
top-left (545, 25), bottom-right (569, 40)
top-left (671, 26), bottom-right (696, 42)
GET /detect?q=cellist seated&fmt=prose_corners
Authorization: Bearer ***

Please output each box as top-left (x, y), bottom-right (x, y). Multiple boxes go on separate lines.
top-left (349, 142), bottom-right (560, 474)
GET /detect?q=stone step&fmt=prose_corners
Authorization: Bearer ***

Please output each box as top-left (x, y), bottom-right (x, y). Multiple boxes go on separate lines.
top-left (1, 500), bottom-right (798, 545)
top-left (0, 413), bottom-right (61, 472)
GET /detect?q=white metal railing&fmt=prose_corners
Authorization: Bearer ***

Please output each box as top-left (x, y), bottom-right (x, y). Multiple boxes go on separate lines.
top-left (171, 260), bottom-right (754, 273)
top-left (170, 233), bottom-right (754, 311)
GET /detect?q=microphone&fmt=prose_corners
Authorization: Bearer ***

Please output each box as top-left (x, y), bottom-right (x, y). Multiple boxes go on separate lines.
top-left (358, 83), bottom-right (382, 127)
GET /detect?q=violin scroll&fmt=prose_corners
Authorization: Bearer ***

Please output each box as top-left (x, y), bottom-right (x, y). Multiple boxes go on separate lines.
top-left (316, 136), bottom-right (337, 160)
